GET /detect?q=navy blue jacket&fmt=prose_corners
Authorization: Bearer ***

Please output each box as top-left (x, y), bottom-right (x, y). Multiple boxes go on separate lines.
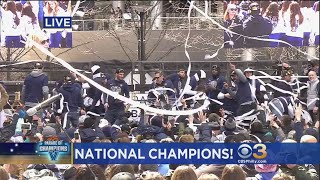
top-left (234, 69), bottom-right (253, 105)
top-left (243, 15), bottom-right (273, 48)
top-left (273, 81), bottom-right (293, 98)
top-left (87, 77), bottom-right (104, 113)
top-left (106, 78), bottom-right (130, 110)
top-left (58, 83), bottom-right (83, 112)
top-left (23, 70), bottom-right (48, 103)
top-left (148, 79), bottom-right (175, 99)
top-left (166, 73), bottom-right (186, 97)
top-left (206, 75), bottom-right (225, 100)
top-left (248, 78), bottom-right (264, 103)
top-left (79, 127), bottom-right (105, 142)
top-left (189, 75), bottom-right (198, 90)
top-left (104, 73), bottom-right (113, 82)
top-left (221, 85), bottom-right (238, 114)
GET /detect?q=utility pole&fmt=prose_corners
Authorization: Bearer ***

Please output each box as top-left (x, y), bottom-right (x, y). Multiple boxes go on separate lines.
top-left (138, 11), bottom-right (146, 86)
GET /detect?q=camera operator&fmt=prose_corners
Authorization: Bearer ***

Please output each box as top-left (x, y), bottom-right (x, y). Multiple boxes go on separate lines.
top-left (304, 59), bottom-right (319, 76)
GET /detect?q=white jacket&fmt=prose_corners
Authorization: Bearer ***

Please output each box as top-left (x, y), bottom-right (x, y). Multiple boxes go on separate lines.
top-left (18, 15), bottom-right (41, 37)
top-left (1, 10), bottom-right (20, 36)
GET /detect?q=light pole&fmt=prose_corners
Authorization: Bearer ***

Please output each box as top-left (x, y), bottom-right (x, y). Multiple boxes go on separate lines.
top-left (138, 11), bottom-right (146, 86)
top-left (132, 2), bottom-right (152, 88)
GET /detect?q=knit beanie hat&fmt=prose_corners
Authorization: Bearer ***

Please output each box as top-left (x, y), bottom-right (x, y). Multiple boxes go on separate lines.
top-left (224, 117), bottom-right (236, 131)
top-left (42, 126), bottom-right (57, 138)
top-left (250, 120), bottom-right (264, 133)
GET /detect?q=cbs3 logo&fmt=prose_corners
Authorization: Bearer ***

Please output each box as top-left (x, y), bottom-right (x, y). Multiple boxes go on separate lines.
top-left (237, 144), bottom-right (267, 159)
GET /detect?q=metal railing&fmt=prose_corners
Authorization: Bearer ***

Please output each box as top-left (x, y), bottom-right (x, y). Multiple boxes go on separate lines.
top-left (72, 16), bottom-right (223, 31)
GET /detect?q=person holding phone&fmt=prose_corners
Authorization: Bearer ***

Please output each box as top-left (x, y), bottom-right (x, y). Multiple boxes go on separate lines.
top-left (0, 109), bottom-right (19, 142)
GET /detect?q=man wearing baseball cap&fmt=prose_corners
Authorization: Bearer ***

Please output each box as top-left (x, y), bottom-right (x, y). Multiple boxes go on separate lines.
top-left (243, 2), bottom-right (273, 47)
top-left (104, 68), bottom-right (130, 125)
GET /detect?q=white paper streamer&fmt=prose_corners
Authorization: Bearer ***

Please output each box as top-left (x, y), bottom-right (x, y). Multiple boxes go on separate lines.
top-left (28, 38), bottom-right (210, 116)
top-left (172, 1), bottom-right (195, 108)
top-left (204, 42), bottom-right (230, 59)
top-left (0, 60), bottom-right (46, 68)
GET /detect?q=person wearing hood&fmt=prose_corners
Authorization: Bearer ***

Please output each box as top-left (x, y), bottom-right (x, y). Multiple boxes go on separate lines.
top-left (243, 2), bottom-right (273, 47)
top-left (229, 63), bottom-right (257, 117)
top-left (306, 70), bottom-right (319, 123)
top-left (57, 76), bottom-right (83, 129)
top-left (21, 62), bottom-right (49, 118)
top-left (205, 65), bottom-right (226, 100)
top-left (243, 68), bottom-right (266, 104)
top-left (85, 65), bottom-right (105, 115)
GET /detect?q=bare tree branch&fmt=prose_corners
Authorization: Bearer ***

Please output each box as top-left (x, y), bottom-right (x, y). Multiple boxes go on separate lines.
top-left (49, 36), bottom-right (107, 60)
top-left (32, 47), bottom-right (44, 60)
top-left (154, 43), bottom-right (184, 62)
top-left (108, 25), bottom-right (135, 62)
top-left (14, 48), bottom-right (32, 61)
top-left (10, 48), bottom-right (20, 55)
top-left (0, 49), bottom-right (5, 61)
top-left (145, 29), bottom-right (167, 60)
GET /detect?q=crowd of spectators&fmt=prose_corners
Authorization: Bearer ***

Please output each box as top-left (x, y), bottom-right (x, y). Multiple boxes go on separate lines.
top-left (0, 0), bottom-right (72, 48)
top-left (0, 59), bottom-right (318, 179)
top-left (223, 0), bottom-right (319, 48)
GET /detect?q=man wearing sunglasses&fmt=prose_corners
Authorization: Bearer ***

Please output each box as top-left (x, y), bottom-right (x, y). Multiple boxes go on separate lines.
top-left (148, 70), bottom-right (175, 107)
